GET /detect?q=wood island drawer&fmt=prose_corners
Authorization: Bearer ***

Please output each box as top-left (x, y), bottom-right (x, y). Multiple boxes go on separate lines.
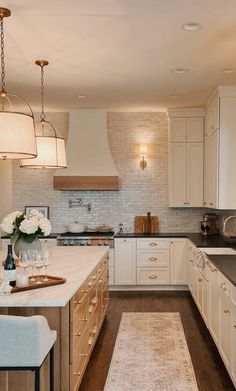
top-left (137, 249), bottom-right (169, 267)
top-left (137, 268), bottom-right (170, 285)
top-left (72, 298), bottom-right (88, 339)
top-left (137, 238), bottom-right (169, 250)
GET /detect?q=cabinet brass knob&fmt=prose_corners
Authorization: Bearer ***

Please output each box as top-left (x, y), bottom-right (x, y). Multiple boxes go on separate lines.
top-left (198, 278), bottom-right (202, 282)
top-left (234, 325), bottom-right (236, 329)
top-left (148, 256), bottom-right (157, 261)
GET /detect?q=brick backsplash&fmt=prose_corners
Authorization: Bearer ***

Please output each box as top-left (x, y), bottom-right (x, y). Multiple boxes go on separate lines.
top-left (12, 111), bottom-right (205, 233)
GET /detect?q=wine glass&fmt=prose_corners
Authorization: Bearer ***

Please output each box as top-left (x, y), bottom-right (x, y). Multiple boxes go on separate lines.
top-left (18, 250), bottom-right (30, 272)
top-left (41, 247), bottom-right (51, 282)
top-left (28, 249), bottom-right (37, 282)
top-left (34, 250), bottom-right (44, 284)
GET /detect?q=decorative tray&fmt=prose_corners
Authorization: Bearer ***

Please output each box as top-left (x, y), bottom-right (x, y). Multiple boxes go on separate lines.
top-left (12, 275), bottom-right (66, 293)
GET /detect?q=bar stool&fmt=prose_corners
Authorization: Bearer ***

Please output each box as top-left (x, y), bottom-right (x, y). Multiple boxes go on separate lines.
top-left (0, 314), bottom-right (57, 391)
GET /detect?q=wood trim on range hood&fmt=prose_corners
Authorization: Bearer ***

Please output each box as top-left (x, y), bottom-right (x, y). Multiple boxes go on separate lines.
top-left (53, 109), bottom-right (120, 191)
top-left (53, 175), bottom-right (120, 191)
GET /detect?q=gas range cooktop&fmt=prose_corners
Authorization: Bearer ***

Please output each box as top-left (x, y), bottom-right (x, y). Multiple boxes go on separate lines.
top-left (59, 231), bottom-right (115, 237)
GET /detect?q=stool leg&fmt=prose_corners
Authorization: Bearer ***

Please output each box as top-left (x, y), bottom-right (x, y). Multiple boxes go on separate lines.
top-left (35, 368), bottom-right (40, 391)
top-left (50, 346), bottom-right (54, 391)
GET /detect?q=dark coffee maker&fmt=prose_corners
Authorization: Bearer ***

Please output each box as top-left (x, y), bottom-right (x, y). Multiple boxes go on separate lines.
top-left (200, 213), bottom-right (218, 235)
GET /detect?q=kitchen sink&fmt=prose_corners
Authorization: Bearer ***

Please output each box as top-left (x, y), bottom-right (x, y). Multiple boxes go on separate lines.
top-left (198, 247), bottom-right (236, 255)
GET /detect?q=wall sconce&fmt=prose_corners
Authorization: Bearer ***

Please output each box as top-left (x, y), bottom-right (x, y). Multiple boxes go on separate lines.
top-left (140, 143), bottom-right (148, 169)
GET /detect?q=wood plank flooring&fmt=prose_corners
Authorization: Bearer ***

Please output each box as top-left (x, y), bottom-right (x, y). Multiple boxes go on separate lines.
top-left (79, 291), bottom-right (235, 391)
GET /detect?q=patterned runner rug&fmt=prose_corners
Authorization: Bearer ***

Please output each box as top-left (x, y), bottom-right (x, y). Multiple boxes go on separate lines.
top-left (104, 312), bottom-right (199, 391)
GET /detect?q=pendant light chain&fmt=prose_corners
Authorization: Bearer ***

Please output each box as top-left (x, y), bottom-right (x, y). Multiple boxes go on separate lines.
top-left (40, 63), bottom-right (46, 122)
top-left (0, 16), bottom-right (6, 93)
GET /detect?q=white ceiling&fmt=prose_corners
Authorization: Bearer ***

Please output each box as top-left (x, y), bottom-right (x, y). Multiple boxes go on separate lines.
top-left (2, 0), bottom-right (236, 111)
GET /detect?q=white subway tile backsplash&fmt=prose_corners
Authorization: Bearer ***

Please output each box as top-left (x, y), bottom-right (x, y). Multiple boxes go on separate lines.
top-left (12, 111), bottom-right (204, 233)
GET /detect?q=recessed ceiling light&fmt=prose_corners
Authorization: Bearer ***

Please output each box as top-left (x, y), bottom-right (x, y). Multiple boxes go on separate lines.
top-left (221, 68), bottom-right (235, 74)
top-left (77, 94), bottom-right (86, 99)
top-left (182, 23), bottom-right (201, 31)
top-left (170, 93), bottom-right (182, 98)
top-left (172, 68), bottom-right (189, 74)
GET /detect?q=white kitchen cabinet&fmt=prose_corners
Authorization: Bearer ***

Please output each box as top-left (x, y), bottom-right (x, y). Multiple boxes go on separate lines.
top-left (169, 142), bottom-right (203, 207)
top-left (218, 273), bottom-right (231, 370)
top-left (168, 108), bottom-right (204, 208)
top-left (204, 131), bottom-right (219, 208)
top-left (114, 238), bottom-right (136, 285)
top-left (205, 94), bottom-right (219, 139)
top-left (169, 117), bottom-right (203, 142)
top-left (137, 238), bottom-right (170, 285)
top-left (230, 300), bottom-right (236, 387)
top-left (170, 239), bottom-right (187, 284)
top-left (206, 260), bottom-right (219, 344)
top-left (204, 86), bottom-right (236, 209)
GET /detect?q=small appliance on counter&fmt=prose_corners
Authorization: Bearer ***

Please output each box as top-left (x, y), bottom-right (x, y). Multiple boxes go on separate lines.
top-left (200, 213), bottom-right (218, 235)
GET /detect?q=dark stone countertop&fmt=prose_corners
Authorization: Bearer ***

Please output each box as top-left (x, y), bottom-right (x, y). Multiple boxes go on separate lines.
top-left (207, 255), bottom-right (236, 288)
top-left (114, 232), bottom-right (234, 248)
top-left (1, 233), bottom-right (58, 239)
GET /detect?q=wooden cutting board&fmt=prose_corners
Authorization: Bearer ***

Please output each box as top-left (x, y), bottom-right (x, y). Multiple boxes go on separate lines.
top-left (134, 215), bottom-right (158, 234)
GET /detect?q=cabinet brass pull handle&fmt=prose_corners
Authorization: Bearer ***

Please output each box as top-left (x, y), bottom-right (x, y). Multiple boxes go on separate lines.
top-left (224, 310), bottom-right (230, 314)
top-left (149, 242), bottom-right (157, 246)
top-left (74, 332), bottom-right (81, 337)
top-left (148, 256), bottom-right (157, 261)
top-left (149, 275), bottom-right (157, 279)
top-left (189, 260), bottom-right (193, 263)
top-left (73, 372), bottom-right (81, 376)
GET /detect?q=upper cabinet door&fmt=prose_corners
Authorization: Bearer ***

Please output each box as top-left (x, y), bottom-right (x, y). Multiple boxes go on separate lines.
top-left (169, 118), bottom-right (187, 142)
top-left (205, 95), bottom-right (219, 139)
top-left (187, 118), bottom-right (204, 142)
top-left (169, 143), bottom-right (187, 207)
top-left (187, 143), bottom-right (203, 207)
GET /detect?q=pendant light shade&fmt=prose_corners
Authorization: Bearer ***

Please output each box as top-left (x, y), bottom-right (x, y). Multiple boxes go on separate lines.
top-left (0, 8), bottom-right (36, 160)
top-left (20, 60), bottom-right (67, 169)
top-left (21, 121), bottom-right (67, 169)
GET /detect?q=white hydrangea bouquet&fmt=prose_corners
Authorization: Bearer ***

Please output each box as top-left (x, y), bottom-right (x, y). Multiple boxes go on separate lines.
top-left (0, 209), bottom-right (52, 243)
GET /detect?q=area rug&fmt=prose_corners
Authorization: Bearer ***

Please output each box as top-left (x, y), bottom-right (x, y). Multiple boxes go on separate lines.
top-left (104, 312), bottom-right (199, 391)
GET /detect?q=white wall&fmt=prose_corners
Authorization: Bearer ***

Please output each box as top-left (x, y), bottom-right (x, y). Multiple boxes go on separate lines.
top-left (12, 111), bottom-right (205, 233)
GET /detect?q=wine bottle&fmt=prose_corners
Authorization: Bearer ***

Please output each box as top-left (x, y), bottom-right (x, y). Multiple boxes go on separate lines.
top-left (4, 244), bottom-right (16, 287)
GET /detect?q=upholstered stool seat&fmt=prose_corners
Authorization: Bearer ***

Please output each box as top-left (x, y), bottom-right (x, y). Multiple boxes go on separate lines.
top-left (0, 315), bottom-right (57, 391)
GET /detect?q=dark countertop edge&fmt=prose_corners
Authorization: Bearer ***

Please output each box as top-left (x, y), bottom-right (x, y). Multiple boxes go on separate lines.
top-left (114, 232), bottom-right (236, 248)
top-left (206, 255), bottom-right (236, 288)
top-left (1, 233), bottom-right (58, 239)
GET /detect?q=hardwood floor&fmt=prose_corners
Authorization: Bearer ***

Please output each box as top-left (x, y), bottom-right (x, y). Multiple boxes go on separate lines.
top-left (79, 291), bottom-right (235, 391)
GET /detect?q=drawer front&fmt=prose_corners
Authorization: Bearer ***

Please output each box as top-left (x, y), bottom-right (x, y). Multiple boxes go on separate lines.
top-left (219, 273), bottom-right (230, 297)
top-left (137, 268), bottom-right (170, 285)
top-left (137, 249), bottom-right (169, 267)
top-left (72, 297), bottom-right (88, 339)
top-left (71, 331), bottom-right (88, 391)
top-left (137, 238), bottom-right (169, 250)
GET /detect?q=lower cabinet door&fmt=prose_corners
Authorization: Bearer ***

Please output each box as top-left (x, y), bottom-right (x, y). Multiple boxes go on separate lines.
top-left (137, 268), bottom-right (170, 285)
top-left (219, 288), bottom-right (231, 370)
top-left (231, 304), bottom-right (236, 387)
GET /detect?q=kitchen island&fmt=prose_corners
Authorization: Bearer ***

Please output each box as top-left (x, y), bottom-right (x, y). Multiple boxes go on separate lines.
top-left (0, 246), bottom-right (109, 391)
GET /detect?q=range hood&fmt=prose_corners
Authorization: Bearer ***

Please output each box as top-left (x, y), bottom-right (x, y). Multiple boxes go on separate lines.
top-left (53, 109), bottom-right (120, 190)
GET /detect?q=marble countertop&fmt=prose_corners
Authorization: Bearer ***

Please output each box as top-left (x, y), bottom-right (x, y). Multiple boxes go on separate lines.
top-left (0, 246), bottom-right (108, 308)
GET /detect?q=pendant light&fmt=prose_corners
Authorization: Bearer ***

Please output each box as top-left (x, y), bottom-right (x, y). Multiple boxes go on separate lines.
top-left (20, 60), bottom-right (67, 169)
top-left (0, 8), bottom-right (36, 160)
